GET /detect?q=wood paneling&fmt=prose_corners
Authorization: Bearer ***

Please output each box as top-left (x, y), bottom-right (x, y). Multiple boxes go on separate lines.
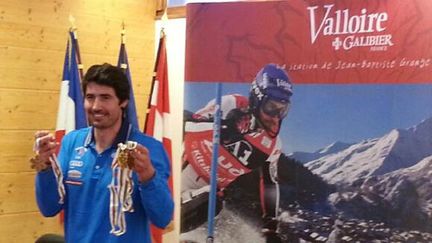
top-left (0, 131), bottom-right (36, 173)
top-left (0, 89), bottom-right (148, 130)
top-left (0, 0), bottom-right (155, 25)
top-left (0, 172), bottom-right (38, 214)
top-left (0, 67), bottom-right (62, 91)
top-left (0, 89), bottom-right (58, 130)
top-left (0, 0), bottom-right (157, 241)
top-left (0, 212), bottom-right (62, 243)
top-left (0, 46), bottom-right (151, 94)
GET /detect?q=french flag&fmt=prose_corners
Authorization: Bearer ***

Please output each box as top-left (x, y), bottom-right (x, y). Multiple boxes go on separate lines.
top-left (55, 30), bottom-right (87, 147)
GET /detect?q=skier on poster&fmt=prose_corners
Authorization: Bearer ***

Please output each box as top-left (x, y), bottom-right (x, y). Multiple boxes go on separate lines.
top-left (181, 64), bottom-right (293, 242)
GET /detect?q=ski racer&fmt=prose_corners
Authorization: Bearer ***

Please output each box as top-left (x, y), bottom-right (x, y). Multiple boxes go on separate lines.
top-left (181, 63), bottom-right (293, 242)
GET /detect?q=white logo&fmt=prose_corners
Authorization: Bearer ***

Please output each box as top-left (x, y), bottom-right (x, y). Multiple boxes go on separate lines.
top-left (308, 4), bottom-right (393, 51)
top-left (74, 146), bottom-right (87, 159)
top-left (70, 160), bottom-right (83, 167)
top-left (225, 141), bottom-right (253, 166)
top-left (203, 139), bottom-right (246, 177)
top-left (261, 136), bottom-right (272, 149)
top-left (252, 82), bottom-right (264, 100)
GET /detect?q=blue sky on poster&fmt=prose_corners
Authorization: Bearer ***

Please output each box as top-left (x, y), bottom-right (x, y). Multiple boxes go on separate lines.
top-left (184, 83), bottom-right (432, 154)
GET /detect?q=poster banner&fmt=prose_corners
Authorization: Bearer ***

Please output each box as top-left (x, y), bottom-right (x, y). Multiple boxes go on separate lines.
top-left (181, 1), bottom-right (432, 242)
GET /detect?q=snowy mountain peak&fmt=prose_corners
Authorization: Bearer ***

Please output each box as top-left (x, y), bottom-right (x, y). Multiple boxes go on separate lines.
top-left (305, 117), bottom-right (432, 186)
top-left (409, 116), bottom-right (432, 134)
top-left (318, 141), bottom-right (353, 154)
top-left (289, 141), bottom-right (353, 164)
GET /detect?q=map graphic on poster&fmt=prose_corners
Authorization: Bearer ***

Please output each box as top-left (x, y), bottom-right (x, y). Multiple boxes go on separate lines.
top-left (181, 1), bottom-right (432, 242)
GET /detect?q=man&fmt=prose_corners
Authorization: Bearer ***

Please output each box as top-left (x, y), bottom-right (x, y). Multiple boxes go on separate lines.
top-left (181, 64), bottom-right (293, 242)
top-left (32, 63), bottom-right (174, 243)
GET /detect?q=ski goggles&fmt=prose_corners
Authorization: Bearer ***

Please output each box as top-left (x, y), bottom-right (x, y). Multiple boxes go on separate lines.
top-left (261, 98), bottom-right (290, 118)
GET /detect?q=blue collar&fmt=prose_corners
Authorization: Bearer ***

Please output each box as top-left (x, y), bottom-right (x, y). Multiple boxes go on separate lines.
top-left (84, 120), bottom-right (133, 149)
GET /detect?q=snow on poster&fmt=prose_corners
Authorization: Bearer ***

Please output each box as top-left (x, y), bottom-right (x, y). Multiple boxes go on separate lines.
top-left (181, 1), bottom-right (432, 242)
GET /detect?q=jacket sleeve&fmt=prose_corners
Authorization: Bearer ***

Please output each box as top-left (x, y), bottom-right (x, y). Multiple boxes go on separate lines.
top-left (138, 140), bottom-right (174, 228)
top-left (35, 168), bottom-right (63, 216)
top-left (35, 134), bottom-right (71, 217)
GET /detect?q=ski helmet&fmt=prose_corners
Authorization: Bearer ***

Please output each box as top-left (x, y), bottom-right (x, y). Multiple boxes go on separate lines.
top-left (249, 64), bottom-right (293, 118)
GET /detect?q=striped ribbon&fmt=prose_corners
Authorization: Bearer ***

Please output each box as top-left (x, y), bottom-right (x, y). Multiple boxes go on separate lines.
top-left (49, 154), bottom-right (66, 204)
top-left (33, 138), bottom-right (65, 204)
top-left (109, 143), bottom-right (135, 236)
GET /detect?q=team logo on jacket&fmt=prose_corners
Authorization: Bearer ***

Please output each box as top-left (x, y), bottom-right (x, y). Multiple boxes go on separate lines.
top-left (74, 146), bottom-right (87, 159)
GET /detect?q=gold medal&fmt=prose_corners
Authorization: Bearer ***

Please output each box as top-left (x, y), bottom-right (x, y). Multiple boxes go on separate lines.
top-left (117, 141), bottom-right (138, 169)
top-left (29, 154), bottom-right (50, 172)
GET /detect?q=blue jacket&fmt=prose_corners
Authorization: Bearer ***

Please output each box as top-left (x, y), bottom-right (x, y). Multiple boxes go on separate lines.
top-left (35, 124), bottom-right (174, 243)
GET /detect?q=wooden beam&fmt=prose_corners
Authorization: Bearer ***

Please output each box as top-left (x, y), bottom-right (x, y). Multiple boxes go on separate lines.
top-left (156, 6), bottom-right (186, 20)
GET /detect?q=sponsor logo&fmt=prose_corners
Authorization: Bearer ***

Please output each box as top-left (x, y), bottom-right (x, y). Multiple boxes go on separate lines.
top-left (261, 136), bottom-right (272, 149)
top-left (69, 160), bottom-right (83, 167)
top-left (263, 73), bottom-right (292, 91)
top-left (225, 140), bottom-right (252, 166)
top-left (217, 155), bottom-right (246, 177)
top-left (190, 148), bottom-right (228, 184)
top-left (308, 4), bottom-right (393, 51)
top-left (191, 148), bottom-right (211, 175)
top-left (68, 169), bottom-right (82, 179)
top-left (252, 82), bottom-right (264, 101)
top-left (202, 139), bottom-right (246, 178)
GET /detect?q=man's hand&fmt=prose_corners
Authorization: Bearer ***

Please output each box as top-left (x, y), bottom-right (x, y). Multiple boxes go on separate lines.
top-left (130, 144), bottom-right (155, 183)
top-left (30, 131), bottom-right (58, 171)
top-left (225, 108), bottom-right (251, 134)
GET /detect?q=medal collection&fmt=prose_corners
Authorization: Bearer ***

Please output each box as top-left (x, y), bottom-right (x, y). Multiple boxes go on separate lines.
top-left (109, 141), bottom-right (137, 236)
top-left (31, 135), bottom-right (139, 236)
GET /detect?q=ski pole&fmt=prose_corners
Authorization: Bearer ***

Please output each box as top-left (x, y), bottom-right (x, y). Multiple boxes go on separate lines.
top-left (207, 82), bottom-right (222, 243)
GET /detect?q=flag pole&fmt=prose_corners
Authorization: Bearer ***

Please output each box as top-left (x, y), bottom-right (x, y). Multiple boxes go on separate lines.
top-left (68, 14), bottom-right (84, 80)
top-left (206, 82), bottom-right (222, 243)
top-left (117, 21), bottom-right (139, 129)
top-left (121, 21), bottom-right (126, 44)
top-left (144, 31), bottom-right (165, 132)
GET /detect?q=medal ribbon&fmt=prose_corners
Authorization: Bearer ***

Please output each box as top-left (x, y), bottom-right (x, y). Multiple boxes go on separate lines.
top-left (109, 142), bottom-right (135, 236)
top-left (49, 154), bottom-right (66, 204)
top-left (33, 138), bottom-right (65, 204)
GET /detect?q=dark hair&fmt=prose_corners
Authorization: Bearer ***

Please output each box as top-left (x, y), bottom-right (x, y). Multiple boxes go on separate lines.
top-left (82, 63), bottom-right (130, 102)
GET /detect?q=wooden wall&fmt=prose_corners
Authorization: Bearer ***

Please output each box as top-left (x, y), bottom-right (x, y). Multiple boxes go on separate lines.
top-left (0, 0), bottom-right (157, 242)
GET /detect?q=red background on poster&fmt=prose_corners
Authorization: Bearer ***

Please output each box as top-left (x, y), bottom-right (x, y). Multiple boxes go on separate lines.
top-left (185, 0), bottom-right (432, 84)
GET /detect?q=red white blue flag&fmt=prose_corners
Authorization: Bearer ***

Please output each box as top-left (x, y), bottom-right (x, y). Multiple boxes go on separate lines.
top-left (55, 30), bottom-right (87, 146)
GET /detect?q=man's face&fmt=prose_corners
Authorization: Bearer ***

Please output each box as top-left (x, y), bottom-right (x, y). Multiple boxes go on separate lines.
top-left (258, 99), bottom-right (290, 137)
top-left (84, 82), bottom-right (127, 130)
